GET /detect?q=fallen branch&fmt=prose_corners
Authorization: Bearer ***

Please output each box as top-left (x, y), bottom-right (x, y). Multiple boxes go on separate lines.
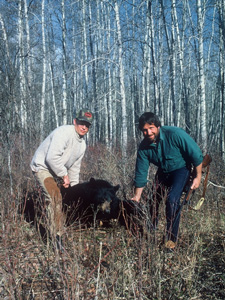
top-left (208, 181), bottom-right (225, 189)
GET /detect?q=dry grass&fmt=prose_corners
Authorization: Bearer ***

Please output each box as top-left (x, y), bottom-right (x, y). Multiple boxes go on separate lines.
top-left (0, 144), bottom-right (224, 299)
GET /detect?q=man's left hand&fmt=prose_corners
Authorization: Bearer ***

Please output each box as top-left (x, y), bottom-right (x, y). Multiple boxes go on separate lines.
top-left (191, 163), bottom-right (202, 190)
top-left (63, 175), bottom-right (70, 188)
top-left (191, 177), bottom-right (201, 189)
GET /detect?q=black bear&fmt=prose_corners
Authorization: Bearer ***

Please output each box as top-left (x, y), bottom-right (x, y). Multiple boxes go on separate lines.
top-left (61, 178), bottom-right (121, 225)
top-left (62, 178), bottom-right (146, 233)
top-left (22, 177), bottom-right (145, 233)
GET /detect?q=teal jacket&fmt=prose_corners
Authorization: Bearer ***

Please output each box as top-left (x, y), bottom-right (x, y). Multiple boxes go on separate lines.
top-left (134, 126), bottom-right (203, 188)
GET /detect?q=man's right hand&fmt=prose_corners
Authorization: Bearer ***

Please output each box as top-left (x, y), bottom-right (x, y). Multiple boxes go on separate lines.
top-left (130, 195), bottom-right (140, 202)
top-left (131, 187), bottom-right (144, 202)
top-left (63, 175), bottom-right (70, 188)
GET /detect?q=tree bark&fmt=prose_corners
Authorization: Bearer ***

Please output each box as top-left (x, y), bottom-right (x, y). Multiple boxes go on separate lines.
top-left (61, 0), bottom-right (67, 124)
top-left (115, 1), bottom-right (127, 158)
top-left (40, 0), bottom-right (46, 140)
top-left (197, 0), bottom-right (207, 152)
top-left (18, 0), bottom-right (27, 135)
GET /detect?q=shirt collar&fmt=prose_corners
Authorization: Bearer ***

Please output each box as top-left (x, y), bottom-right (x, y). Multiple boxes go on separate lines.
top-left (158, 127), bottom-right (164, 141)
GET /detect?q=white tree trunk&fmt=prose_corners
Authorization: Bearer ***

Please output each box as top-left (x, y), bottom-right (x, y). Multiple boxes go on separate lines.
top-left (0, 13), bottom-right (14, 193)
top-left (61, 0), bottom-right (67, 124)
top-left (160, 0), bottom-right (174, 124)
top-left (0, 13), bottom-right (10, 86)
top-left (18, 0), bottom-right (27, 133)
top-left (149, 1), bottom-right (159, 115)
top-left (218, 0), bottom-right (225, 161)
top-left (82, 0), bottom-right (88, 97)
top-left (142, 1), bottom-right (151, 112)
top-left (171, 0), bottom-right (183, 127)
top-left (49, 59), bottom-right (59, 128)
top-left (89, 1), bottom-right (98, 143)
top-left (24, 0), bottom-right (31, 90)
top-left (197, 0), bottom-right (207, 152)
top-left (170, 0), bottom-right (176, 125)
top-left (115, 1), bottom-right (127, 158)
top-left (40, 0), bottom-right (46, 140)
top-left (158, 4), bottom-right (164, 122)
top-left (72, 22), bottom-right (78, 113)
top-left (130, 1), bottom-right (137, 141)
top-left (106, 4), bottom-right (113, 149)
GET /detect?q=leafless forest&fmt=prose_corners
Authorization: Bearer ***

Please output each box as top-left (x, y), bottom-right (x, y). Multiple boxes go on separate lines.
top-left (0, 0), bottom-right (225, 299)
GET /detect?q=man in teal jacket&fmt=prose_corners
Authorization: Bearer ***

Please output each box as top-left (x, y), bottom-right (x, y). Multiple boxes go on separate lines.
top-left (132, 112), bottom-right (203, 249)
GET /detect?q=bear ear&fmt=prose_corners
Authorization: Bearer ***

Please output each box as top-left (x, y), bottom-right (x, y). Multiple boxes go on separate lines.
top-left (114, 184), bottom-right (120, 192)
top-left (90, 178), bottom-right (95, 183)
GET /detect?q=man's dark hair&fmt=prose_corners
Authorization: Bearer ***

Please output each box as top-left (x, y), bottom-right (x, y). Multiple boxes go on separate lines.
top-left (138, 112), bottom-right (161, 130)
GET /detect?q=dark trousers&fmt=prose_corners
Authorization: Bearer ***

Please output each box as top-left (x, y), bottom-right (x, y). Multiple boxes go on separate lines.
top-left (151, 167), bottom-right (190, 242)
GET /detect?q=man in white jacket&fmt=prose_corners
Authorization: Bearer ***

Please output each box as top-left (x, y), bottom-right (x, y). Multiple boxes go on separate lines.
top-left (30, 108), bottom-right (93, 249)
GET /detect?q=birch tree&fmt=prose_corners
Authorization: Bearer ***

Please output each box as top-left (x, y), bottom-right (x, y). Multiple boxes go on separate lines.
top-left (72, 22), bottom-right (78, 117)
top-left (18, 0), bottom-right (27, 135)
top-left (130, 0), bottom-right (139, 142)
top-left (196, 0), bottom-right (207, 152)
top-left (141, 2), bottom-right (151, 113)
top-left (0, 12), bottom-right (14, 194)
top-left (89, 1), bottom-right (99, 142)
top-left (0, 13), bottom-right (10, 93)
top-left (40, 0), bottom-right (46, 140)
top-left (45, 6), bottom-right (60, 128)
top-left (82, 0), bottom-right (88, 99)
top-left (114, 1), bottom-right (127, 158)
top-left (24, 0), bottom-right (31, 90)
top-left (218, 0), bottom-right (225, 161)
top-left (24, 0), bottom-right (35, 140)
top-left (106, 3), bottom-right (114, 149)
top-left (61, 0), bottom-right (67, 124)
top-left (0, 0), bottom-right (224, 159)
top-left (170, 0), bottom-right (177, 125)
top-left (181, 0), bottom-right (192, 133)
top-left (171, 0), bottom-right (183, 127)
top-left (157, 3), bottom-right (164, 122)
top-left (49, 60), bottom-right (59, 128)
top-left (148, 0), bottom-right (160, 115)
top-left (160, 0), bottom-right (176, 125)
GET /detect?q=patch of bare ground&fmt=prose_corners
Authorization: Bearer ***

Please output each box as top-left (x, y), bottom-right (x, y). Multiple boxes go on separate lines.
top-left (193, 230), bottom-right (225, 299)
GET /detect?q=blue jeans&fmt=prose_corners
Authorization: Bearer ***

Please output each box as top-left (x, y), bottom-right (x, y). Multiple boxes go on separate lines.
top-left (152, 167), bottom-right (190, 242)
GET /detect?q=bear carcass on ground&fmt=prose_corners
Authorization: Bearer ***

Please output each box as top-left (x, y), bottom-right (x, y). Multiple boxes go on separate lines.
top-left (62, 178), bottom-right (121, 225)
top-left (62, 178), bottom-right (145, 232)
top-left (22, 177), bottom-right (145, 233)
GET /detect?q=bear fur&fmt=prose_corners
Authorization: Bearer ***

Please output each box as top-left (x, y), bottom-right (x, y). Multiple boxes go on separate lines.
top-left (22, 177), bottom-right (145, 232)
top-left (61, 177), bottom-right (121, 225)
top-left (62, 178), bottom-right (145, 232)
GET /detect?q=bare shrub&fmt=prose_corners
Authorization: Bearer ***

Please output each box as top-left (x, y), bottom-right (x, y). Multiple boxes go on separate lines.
top-left (0, 140), bottom-right (224, 299)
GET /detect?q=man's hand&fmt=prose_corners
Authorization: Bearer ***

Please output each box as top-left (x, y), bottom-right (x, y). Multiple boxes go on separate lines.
top-left (131, 187), bottom-right (144, 202)
top-left (131, 195), bottom-right (140, 202)
top-left (191, 163), bottom-right (202, 190)
top-left (191, 177), bottom-right (201, 189)
top-left (63, 175), bottom-right (70, 188)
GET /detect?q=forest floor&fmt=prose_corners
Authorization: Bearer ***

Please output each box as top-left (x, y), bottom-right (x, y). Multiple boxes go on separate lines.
top-left (0, 193), bottom-right (224, 300)
top-left (1, 148), bottom-right (225, 299)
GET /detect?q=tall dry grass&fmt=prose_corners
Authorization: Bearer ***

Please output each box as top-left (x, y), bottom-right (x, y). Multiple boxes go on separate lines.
top-left (0, 142), bottom-right (224, 299)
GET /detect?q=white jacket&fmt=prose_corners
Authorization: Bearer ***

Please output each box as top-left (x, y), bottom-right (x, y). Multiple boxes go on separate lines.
top-left (30, 125), bottom-right (86, 186)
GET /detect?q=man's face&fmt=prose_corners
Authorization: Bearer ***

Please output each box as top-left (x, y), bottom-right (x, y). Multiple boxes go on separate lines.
top-left (142, 123), bottom-right (160, 143)
top-left (74, 119), bottom-right (90, 136)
